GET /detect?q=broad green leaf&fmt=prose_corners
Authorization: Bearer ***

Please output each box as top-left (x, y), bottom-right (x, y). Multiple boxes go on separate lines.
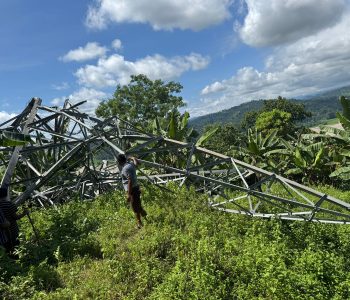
top-left (340, 149), bottom-right (350, 158)
top-left (152, 117), bottom-right (161, 134)
top-left (294, 148), bottom-right (307, 168)
top-left (336, 112), bottom-right (350, 130)
top-left (330, 166), bottom-right (350, 179)
top-left (285, 168), bottom-right (302, 175)
top-left (312, 147), bottom-right (324, 167)
top-left (306, 142), bottom-right (323, 152)
top-left (196, 127), bottom-right (218, 147)
top-left (262, 129), bottom-right (277, 147)
top-left (280, 139), bottom-right (294, 151)
top-left (168, 112), bottom-right (177, 139)
top-left (0, 130), bottom-right (31, 146)
top-left (247, 141), bottom-right (259, 155)
top-left (181, 111), bottom-right (190, 131)
top-left (264, 149), bottom-right (291, 156)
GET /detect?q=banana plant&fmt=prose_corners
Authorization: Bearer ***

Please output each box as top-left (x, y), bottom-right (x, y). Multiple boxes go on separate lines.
top-left (302, 96), bottom-right (350, 181)
top-left (238, 128), bottom-right (281, 169)
top-left (266, 137), bottom-right (333, 183)
top-left (0, 130), bottom-right (31, 146)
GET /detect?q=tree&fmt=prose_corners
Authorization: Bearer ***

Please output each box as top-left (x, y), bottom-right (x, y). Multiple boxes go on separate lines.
top-left (241, 111), bottom-right (259, 130)
top-left (255, 109), bottom-right (293, 136)
top-left (263, 96), bottom-right (311, 123)
top-left (240, 96), bottom-right (311, 131)
top-left (96, 74), bottom-right (185, 129)
top-left (202, 123), bottom-right (242, 154)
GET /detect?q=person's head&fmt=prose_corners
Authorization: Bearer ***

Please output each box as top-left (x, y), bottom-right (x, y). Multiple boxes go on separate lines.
top-left (0, 187), bottom-right (8, 201)
top-left (117, 154), bottom-right (127, 166)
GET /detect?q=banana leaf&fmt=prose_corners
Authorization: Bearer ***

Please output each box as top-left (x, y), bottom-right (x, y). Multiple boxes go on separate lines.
top-left (168, 112), bottom-right (177, 139)
top-left (285, 168), bottom-right (302, 175)
top-left (295, 148), bottom-right (307, 168)
top-left (196, 127), bottom-right (218, 147)
top-left (330, 166), bottom-right (350, 180)
top-left (0, 130), bottom-right (31, 146)
top-left (336, 112), bottom-right (350, 131)
top-left (312, 147), bottom-right (324, 167)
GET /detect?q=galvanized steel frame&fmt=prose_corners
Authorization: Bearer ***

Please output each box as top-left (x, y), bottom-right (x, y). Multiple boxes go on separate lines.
top-left (1, 99), bottom-right (350, 224)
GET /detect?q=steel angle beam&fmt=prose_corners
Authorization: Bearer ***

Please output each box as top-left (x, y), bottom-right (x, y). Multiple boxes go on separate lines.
top-left (1, 99), bottom-right (350, 224)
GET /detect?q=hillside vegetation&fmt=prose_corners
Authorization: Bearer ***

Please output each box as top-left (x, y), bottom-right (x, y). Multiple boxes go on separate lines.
top-left (190, 85), bottom-right (350, 131)
top-left (1, 184), bottom-right (350, 299)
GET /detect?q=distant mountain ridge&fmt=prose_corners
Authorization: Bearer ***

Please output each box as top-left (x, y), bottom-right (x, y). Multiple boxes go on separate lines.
top-left (190, 85), bottom-right (350, 131)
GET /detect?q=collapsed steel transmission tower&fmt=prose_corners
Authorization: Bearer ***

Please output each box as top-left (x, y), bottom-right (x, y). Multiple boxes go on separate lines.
top-left (1, 98), bottom-right (350, 224)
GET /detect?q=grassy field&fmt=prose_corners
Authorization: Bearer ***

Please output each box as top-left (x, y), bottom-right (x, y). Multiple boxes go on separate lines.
top-left (1, 184), bottom-right (350, 299)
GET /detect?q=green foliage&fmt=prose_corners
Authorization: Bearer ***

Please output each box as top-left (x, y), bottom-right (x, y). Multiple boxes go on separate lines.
top-left (0, 130), bottom-right (32, 146)
top-left (304, 96), bottom-right (350, 182)
top-left (191, 86), bottom-right (348, 131)
top-left (240, 96), bottom-right (311, 134)
top-left (201, 124), bottom-right (243, 154)
top-left (262, 96), bottom-right (312, 123)
top-left (241, 111), bottom-right (259, 130)
top-left (339, 95), bottom-right (350, 120)
top-left (2, 185), bottom-right (350, 299)
top-left (255, 109), bottom-right (293, 135)
top-left (153, 110), bottom-right (197, 142)
top-left (96, 74), bottom-right (185, 130)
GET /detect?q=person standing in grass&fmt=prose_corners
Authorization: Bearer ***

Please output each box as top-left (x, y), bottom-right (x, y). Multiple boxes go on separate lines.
top-left (117, 154), bottom-right (147, 229)
top-left (0, 208), bottom-right (10, 250)
top-left (0, 187), bottom-right (28, 253)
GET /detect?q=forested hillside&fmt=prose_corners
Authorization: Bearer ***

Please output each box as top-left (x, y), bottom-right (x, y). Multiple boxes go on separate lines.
top-left (190, 85), bottom-right (350, 131)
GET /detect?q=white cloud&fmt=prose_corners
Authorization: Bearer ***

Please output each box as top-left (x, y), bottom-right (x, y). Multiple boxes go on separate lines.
top-left (60, 42), bottom-right (108, 62)
top-left (75, 52), bottom-right (210, 88)
top-left (86, 0), bottom-right (232, 31)
top-left (51, 87), bottom-right (107, 115)
top-left (52, 82), bottom-right (70, 90)
top-left (239, 0), bottom-right (346, 47)
top-left (198, 12), bottom-right (350, 115)
top-left (111, 39), bottom-right (122, 50)
top-left (0, 111), bottom-right (17, 126)
top-left (201, 81), bottom-right (226, 95)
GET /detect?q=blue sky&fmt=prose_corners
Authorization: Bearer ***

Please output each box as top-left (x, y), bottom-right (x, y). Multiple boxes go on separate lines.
top-left (1, 0), bottom-right (350, 122)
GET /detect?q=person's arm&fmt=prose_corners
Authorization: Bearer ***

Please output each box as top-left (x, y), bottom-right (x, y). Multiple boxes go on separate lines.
top-left (129, 156), bottom-right (139, 167)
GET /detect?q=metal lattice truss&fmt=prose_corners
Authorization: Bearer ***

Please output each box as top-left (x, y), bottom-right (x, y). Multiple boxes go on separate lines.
top-left (1, 98), bottom-right (350, 224)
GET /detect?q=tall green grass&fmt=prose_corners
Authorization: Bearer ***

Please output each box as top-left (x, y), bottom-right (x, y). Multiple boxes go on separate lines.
top-left (1, 184), bottom-right (350, 299)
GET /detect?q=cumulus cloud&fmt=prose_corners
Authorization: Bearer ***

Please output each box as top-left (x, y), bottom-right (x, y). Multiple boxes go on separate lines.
top-left (51, 87), bottom-right (107, 115)
top-left (86, 0), bottom-right (232, 31)
top-left (75, 52), bottom-right (210, 88)
top-left (111, 39), bottom-right (122, 50)
top-left (52, 82), bottom-right (70, 90)
top-left (239, 0), bottom-right (347, 47)
top-left (60, 42), bottom-right (108, 62)
top-left (198, 12), bottom-right (350, 115)
top-left (0, 111), bottom-right (17, 126)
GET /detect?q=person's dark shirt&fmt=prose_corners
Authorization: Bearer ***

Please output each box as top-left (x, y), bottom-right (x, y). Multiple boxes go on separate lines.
top-left (0, 199), bottom-right (19, 242)
top-left (0, 208), bottom-right (8, 246)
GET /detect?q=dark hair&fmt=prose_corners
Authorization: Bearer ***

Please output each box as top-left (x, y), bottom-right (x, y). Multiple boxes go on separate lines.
top-left (117, 154), bottom-right (127, 165)
top-left (0, 187), bottom-right (8, 199)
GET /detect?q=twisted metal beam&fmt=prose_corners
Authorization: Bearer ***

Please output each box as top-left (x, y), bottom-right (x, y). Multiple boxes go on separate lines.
top-left (1, 99), bottom-right (350, 224)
